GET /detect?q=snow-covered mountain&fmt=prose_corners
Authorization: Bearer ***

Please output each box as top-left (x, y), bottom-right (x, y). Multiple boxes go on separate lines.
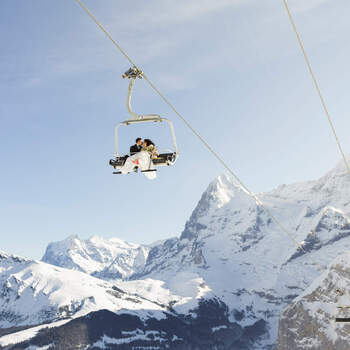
top-left (2, 155), bottom-right (350, 349)
top-left (276, 251), bottom-right (350, 350)
top-left (0, 251), bottom-right (256, 349)
top-left (42, 235), bottom-right (149, 279)
top-left (136, 156), bottom-right (350, 348)
top-left (0, 250), bottom-right (182, 334)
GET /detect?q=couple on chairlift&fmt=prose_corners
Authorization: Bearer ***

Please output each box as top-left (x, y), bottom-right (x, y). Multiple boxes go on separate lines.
top-left (120, 137), bottom-right (158, 179)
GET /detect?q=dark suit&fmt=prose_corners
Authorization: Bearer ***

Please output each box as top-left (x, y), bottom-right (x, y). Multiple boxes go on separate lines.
top-left (130, 144), bottom-right (141, 155)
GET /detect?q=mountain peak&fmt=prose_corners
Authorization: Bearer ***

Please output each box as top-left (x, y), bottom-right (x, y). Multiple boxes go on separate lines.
top-left (180, 174), bottom-right (254, 241)
top-left (180, 175), bottom-right (233, 240)
top-left (315, 154), bottom-right (350, 189)
top-left (329, 153), bottom-right (350, 175)
top-left (285, 206), bottom-right (350, 263)
top-left (61, 233), bottom-right (80, 247)
top-left (0, 250), bottom-right (28, 262)
top-left (66, 233), bottom-right (79, 240)
top-left (195, 173), bottom-right (248, 212)
top-left (42, 235), bottom-right (149, 279)
top-left (209, 174), bottom-right (237, 209)
top-left (0, 251), bottom-right (10, 259)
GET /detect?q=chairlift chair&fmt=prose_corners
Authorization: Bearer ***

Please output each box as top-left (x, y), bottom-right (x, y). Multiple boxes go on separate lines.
top-left (109, 67), bottom-right (178, 173)
top-left (335, 306), bottom-right (350, 323)
top-left (335, 289), bottom-right (350, 323)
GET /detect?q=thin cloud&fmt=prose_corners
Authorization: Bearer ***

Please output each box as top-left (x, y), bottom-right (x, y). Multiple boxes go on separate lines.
top-left (1, 0), bottom-right (336, 95)
top-left (115, 0), bottom-right (243, 28)
top-left (286, 0), bottom-right (329, 14)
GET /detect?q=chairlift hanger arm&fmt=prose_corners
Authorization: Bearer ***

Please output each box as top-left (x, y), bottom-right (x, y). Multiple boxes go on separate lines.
top-left (123, 67), bottom-right (161, 122)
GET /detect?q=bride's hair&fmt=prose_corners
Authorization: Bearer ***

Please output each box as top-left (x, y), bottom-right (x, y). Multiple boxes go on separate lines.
top-left (144, 139), bottom-right (155, 147)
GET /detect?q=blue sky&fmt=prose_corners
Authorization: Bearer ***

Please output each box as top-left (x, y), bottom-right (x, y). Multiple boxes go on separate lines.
top-left (1, 0), bottom-right (350, 259)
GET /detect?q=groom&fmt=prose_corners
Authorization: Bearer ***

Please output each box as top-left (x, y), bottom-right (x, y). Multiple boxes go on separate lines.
top-left (130, 137), bottom-right (143, 155)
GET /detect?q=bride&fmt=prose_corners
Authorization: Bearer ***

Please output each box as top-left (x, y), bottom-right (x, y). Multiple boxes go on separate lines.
top-left (120, 139), bottom-right (158, 179)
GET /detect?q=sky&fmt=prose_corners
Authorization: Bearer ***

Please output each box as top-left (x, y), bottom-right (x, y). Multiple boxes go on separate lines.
top-left (1, 0), bottom-right (350, 260)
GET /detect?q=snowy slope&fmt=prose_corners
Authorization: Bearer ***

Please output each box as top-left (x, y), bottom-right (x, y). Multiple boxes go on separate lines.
top-left (3, 301), bottom-right (260, 350)
top-left (0, 252), bottom-right (247, 349)
top-left (0, 251), bottom-right (175, 330)
top-left (42, 235), bottom-right (149, 279)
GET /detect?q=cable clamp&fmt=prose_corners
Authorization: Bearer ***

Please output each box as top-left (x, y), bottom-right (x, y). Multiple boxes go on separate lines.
top-left (122, 66), bottom-right (143, 79)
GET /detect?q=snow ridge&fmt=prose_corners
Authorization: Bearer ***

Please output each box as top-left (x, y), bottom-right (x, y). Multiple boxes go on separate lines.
top-left (42, 235), bottom-right (150, 279)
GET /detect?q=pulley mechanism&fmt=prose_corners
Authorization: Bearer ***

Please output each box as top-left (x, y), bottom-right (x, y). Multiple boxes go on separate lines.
top-left (122, 66), bottom-right (143, 80)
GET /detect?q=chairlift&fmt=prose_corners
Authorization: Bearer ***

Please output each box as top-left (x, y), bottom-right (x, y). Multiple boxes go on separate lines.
top-left (335, 289), bottom-right (350, 323)
top-left (109, 67), bottom-right (178, 173)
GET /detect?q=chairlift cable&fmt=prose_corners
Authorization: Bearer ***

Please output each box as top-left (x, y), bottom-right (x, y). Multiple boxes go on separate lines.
top-left (75, 0), bottom-right (306, 253)
top-left (76, 0), bottom-right (136, 68)
top-left (282, 0), bottom-right (350, 175)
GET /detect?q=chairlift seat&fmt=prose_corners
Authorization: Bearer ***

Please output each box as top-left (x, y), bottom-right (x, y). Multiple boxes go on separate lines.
top-left (109, 155), bottom-right (128, 168)
top-left (153, 152), bottom-right (177, 166)
top-left (109, 152), bottom-right (177, 169)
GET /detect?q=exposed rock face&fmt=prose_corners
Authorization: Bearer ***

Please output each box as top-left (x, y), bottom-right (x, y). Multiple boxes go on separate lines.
top-left (276, 252), bottom-right (350, 350)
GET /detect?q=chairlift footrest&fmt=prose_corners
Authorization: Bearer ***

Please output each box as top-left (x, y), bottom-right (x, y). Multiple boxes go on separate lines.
top-left (335, 317), bottom-right (350, 322)
top-left (113, 169), bottom-right (157, 175)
